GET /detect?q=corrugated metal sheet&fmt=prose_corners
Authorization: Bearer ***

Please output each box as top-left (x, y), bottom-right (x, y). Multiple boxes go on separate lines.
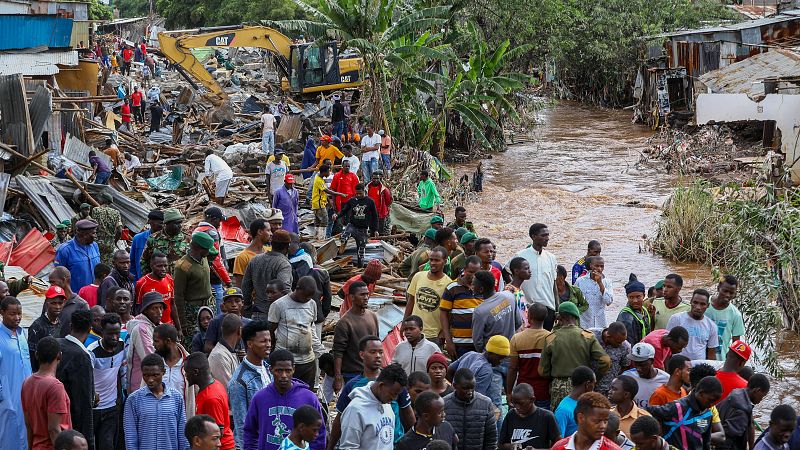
top-left (698, 48), bottom-right (800, 98)
top-left (646, 9), bottom-right (800, 39)
top-left (29, 85), bottom-right (52, 146)
top-left (0, 15), bottom-right (74, 50)
top-left (13, 175), bottom-right (76, 228)
top-left (48, 177), bottom-right (155, 231)
top-left (0, 0), bottom-right (30, 14)
top-left (70, 20), bottom-right (89, 48)
top-left (0, 172), bottom-right (10, 214)
top-left (30, 0), bottom-right (88, 20)
top-left (0, 73), bottom-right (34, 155)
top-left (0, 50), bottom-right (78, 76)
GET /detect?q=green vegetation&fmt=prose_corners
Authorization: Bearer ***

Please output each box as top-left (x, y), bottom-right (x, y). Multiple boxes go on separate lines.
top-left (89, 0), bottom-right (113, 21)
top-left (653, 177), bottom-right (800, 376)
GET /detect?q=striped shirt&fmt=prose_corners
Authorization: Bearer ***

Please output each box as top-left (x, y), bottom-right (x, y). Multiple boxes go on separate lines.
top-left (123, 383), bottom-right (188, 450)
top-left (439, 282), bottom-right (482, 346)
top-left (509, 327), bottom-right (551, 401)
top-left (88, 339), bottom-right (125, 410)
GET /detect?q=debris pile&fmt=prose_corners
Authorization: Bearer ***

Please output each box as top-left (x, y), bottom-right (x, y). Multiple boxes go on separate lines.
top-left (640, 124), bottom-right (766, 180)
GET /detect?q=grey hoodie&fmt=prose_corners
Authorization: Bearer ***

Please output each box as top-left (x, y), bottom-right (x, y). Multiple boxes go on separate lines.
top-left (339, 382), bottom-right (395, 450)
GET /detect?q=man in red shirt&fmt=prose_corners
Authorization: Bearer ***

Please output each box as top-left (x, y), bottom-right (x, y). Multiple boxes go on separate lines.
top-left (641, 327), bottom-right (689, 370)
top-left (21, 336), bottom-right (72, 450)
top-left (336, 259), bottom-right (382, 315)
top-left (130, 86), bottom-right (144, 125)
top-left (136, 253), bottom-right (178, 325)
top-left (185, 352), bottom-right (235, 450)
top-left (551, 392), bottom-right (622, 450)
top-left (716, 340), bottom-right (751, 402)
top-left (122, 46), bottom-right (133, 76)
top-left (329, 159), bottom-right (359, 235)
top-left (366, 170), bottom-right (392, 235)
top-left (120, 99), bottom-right (132, 131)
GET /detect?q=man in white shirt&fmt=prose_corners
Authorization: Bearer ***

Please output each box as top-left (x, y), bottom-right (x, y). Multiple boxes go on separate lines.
top-left (666, 289), bottom-right (718, 360)
top-left (124, 152), bottom-right (141, 171)
top-left (360, 126), bottom-right (381, 183)
top-left (266, 147), bottom-right (288, 199)
top-left (510, 223), bottom-right (559, 330)
top-left (204, 149), bottom-right (234, 205)
top-left (261, 107), bottom-right (276, 155)
top-left (342, 144), bottom-right (360, 178)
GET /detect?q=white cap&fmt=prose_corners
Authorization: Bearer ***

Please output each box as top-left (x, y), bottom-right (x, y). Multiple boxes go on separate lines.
top-left (378, 130), bottom-right (385, 136)
top-left (629, 342), bottom-right (656, 362)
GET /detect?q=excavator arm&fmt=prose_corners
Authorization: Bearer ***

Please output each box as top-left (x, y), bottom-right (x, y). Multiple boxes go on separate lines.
top-left (158, 25), bottom-right (295, 100)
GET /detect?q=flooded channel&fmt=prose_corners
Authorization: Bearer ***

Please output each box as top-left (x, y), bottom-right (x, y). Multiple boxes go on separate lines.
top-left (459, 101), bottom-right (800, 418)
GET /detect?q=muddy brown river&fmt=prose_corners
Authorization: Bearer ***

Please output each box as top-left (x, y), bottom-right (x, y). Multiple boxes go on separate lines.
top-left (457, 101), bottom-right (799, 420)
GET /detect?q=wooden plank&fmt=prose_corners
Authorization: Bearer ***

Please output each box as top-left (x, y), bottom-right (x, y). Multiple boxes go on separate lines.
top-left (0, 74), bottom-right (35, 156)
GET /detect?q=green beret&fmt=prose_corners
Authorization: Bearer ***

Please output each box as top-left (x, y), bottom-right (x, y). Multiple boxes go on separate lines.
top-left (55, 224), bottom-right (67, 230)
top-left (423, 228), bottom-right (437, 240)
top-left (429, 216), bottom-right (444, 224)
top-left (558, 301), bottom-right (581, 319)
top-left (191, 232), bottom-right (219, 256)
top-left (654, 280), bottom-right (665, 289)
top-left (60, 219), bottom-right (72, 227)
top-left (80, 203), bottom-right (92, 210)
top-left (100, 192), bottom-right (114, 203)
top-left (460, 232), bottom-right (477, 245)
top-left (163, 208), bottom-right (184, 223)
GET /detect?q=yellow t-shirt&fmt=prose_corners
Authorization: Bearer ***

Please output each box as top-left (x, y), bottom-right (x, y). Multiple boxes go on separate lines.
top-left (311, 175), bottom-right (327, 209)
top-left (232, 246), bottom-right (269, 276)
top-left (407, 271), bottom-right (452, 339)
top-left (316, 145), bottom-right (343, 168)
top-left (267, 154), bottom-right (291, 169)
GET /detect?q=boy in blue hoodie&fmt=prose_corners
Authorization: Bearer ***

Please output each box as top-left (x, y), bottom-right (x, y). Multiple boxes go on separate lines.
top-left (243, 350), bottom-right (327, 450)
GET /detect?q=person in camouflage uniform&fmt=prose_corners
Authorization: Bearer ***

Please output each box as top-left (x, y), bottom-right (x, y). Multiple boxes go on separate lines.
top-left (71, 203), bottom-right (92, 231)
top-left (91, 192), bottom-right (123, 265)
top-left (174, 232), bottom-right (215, 348)
top-left (140, 208), bottom-right (188, 276)
top-left (50, 223), bottom-right (70, 249)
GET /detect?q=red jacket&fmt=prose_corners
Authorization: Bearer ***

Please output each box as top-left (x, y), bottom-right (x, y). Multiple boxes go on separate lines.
top-left (193, 223), bottom-right (232, 285)
top-left (367, 182), bottom-right (392, 219)
top-left (330, 170), bottom-right (359, 211)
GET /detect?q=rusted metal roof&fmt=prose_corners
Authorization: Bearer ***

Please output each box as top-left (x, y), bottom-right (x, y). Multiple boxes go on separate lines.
top-left (13, 174), bottom-right (76, 228)
top-left (698, 49), bottom-right (800, 98)
top-left (646, 8), bottom-right (800, 39)
top-left (728, 4), bottom-right (777, 20)
top-left (0, 50), bottom-right (78, 76)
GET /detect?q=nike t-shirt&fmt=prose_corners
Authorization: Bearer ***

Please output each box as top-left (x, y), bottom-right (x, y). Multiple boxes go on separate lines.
top-left (499, 407), bottom-right (562, 449)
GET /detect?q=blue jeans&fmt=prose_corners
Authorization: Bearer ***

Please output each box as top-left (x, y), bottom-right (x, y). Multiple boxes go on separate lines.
top-left (361, 159), bottom-right (377, 183)
top-left (381, 153), bottom-right (391, 173)
top-left (333, 121), bottom-right (345, 139)
top-left (211, 283), bottom-right (223, 314)
top-left (95, 171), bottom-right (112, 184)
top-left (262, 131), bottom-right (275, 155)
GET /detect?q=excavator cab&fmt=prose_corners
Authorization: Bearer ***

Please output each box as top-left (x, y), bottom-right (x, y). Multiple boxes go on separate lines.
top-left (288, 42), bottom-right (362, 94)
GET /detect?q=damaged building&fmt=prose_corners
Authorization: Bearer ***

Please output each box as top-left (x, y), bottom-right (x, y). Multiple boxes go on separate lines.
top-left (634, 7), bottom-right (800, 128)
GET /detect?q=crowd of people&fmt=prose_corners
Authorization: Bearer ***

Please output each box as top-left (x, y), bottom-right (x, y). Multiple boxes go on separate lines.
top-left (3, 109), bottom-right (800, 450)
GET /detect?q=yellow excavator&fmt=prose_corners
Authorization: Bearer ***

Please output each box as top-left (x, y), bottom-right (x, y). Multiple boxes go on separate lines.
top-left (158, 25), bottom-right (364, 100)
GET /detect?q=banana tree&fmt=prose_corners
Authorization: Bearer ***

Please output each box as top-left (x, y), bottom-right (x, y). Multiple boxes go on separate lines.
top-left (275, 0), bottom-right (451, 133)
top-left (418, 22), bottom-right (530, 156)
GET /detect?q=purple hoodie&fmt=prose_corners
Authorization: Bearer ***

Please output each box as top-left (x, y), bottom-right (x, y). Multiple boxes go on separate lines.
top-left (242, 378), bottom-right (326, 450)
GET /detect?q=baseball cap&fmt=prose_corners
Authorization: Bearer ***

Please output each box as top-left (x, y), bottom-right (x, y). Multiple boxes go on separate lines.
top-left (204, 206), bottom-right (226, 221)
top-left (284, 174), bottom-right (295, 184)
top-left (45, 285), bottom-right (66, 299)
top-left (729, 340), bottom-right (752, 361)
top-left (630, 342), bottom-right (656, 362)
top-left (223, 287), bottom-right (243, 300)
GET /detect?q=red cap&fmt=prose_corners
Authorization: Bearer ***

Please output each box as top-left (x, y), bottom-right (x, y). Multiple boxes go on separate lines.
top-left (284, 174), bottom-right (295, 184)
top-left (729, 340), bottom-right (752, 361)
top-left (45, 285), bottom-right (66, 299)
top-left (320, 135), bottom-right (332, 143)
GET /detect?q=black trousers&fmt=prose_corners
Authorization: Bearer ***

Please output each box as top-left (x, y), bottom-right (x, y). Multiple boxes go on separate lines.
top-left (94, 406), bottom-right (119, 449)
top-left (294, 360), bottom-right (318, 390)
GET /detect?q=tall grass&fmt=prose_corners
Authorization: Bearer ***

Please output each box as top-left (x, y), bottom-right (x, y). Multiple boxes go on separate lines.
top-left (653, 177), bottom-right (800, 376)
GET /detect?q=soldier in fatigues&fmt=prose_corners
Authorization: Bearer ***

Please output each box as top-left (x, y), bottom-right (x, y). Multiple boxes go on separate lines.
top-left (91, 192), bottom-right (122, 264)
top-left (50, 223), bottom-right (70, 249)
top-left (140, 208), bottom-right (188, 276)
top-left (71, 203), bottom-right (92, 231)
top-left (173, 232), bottom-right (215, 348)
top-left (539, 300), bottom-right (611, 409)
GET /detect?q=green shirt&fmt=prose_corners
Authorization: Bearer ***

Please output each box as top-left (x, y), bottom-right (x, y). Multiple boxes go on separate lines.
top-left (704, 301), bottom-right (745, 360)
top-left (417, 179), bottom-right (441, 210)
top-left (540, 324), bottom-right (610, 378)
top-left (173, 254), bottom-right (213, 320)
top-left (651, 298), bottom-right (690, 330)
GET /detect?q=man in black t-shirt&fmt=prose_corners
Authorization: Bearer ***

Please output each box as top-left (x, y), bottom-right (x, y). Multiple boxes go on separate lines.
top-left (334, 183), bottom-right (379, 267)
top-left (499, 383), bottom-right (561, 449)
top-left (396, 391), bottom-right (459, 450)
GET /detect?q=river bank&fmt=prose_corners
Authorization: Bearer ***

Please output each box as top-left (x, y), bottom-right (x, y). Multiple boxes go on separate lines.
top-left (455, 100), bottom-right (800, 418)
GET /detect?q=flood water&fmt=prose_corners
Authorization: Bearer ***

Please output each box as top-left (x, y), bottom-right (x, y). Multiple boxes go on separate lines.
top-left (459, 101), bottom-right (800, 419)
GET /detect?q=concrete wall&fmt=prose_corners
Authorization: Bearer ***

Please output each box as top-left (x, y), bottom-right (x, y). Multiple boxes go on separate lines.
top-left (697, 93), bottom-right (800, 179)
